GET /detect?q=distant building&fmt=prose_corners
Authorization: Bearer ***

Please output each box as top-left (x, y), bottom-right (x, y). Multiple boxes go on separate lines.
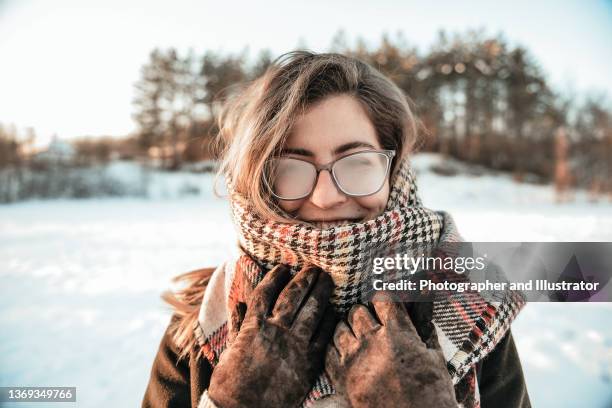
top-left (34, 135), bottom-right (76, 163)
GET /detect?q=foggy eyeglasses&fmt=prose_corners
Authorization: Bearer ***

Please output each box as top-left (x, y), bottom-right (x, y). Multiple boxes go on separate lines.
top-left (264, 150), bottom-right (396, 200)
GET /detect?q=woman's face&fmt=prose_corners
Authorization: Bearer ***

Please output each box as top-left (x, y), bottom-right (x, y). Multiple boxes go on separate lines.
top-left (277, 94), bottom-right (390, 227)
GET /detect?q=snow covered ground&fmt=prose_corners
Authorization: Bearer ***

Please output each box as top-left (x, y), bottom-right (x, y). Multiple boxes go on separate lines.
top-left (1, 153), bottom-right (611, 407)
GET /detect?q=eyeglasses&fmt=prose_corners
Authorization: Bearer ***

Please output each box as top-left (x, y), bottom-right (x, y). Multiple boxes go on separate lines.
top-left (264, 149), bottom-right (396, 200)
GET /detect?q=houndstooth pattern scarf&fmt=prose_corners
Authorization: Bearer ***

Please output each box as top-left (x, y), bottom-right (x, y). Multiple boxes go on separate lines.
top-left (194, 157), bottom-right (525, 408)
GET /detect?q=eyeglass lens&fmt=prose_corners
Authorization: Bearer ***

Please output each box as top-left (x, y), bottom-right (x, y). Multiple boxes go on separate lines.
top-left (266, 151), bottom-right (390, 199)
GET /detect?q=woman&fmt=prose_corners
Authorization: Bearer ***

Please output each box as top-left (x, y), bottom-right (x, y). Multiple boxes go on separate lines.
top-left (142, 51), bottom-right (530, 408)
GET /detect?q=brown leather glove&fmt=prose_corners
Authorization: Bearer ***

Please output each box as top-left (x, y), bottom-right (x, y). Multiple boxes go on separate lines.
top-left (325, 294), bottom-right (457, 408)
top-left (208, 264), bottom-right (336, 408)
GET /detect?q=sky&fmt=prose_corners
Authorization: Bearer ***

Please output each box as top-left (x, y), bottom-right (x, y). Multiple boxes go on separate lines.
top-left (0, 0), bottom-right (611, 145)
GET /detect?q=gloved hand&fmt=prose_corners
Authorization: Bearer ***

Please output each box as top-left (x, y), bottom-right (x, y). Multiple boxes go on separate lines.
top-left (208, 264), bottom-right (336, 408)
top-left (325, 294), bottom-right (457, 408)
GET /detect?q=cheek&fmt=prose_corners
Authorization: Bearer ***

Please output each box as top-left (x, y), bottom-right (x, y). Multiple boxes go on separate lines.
top-left (277, 198), bottom-right (305, 213)
top-left (354, 183), bottom-right (390, 215)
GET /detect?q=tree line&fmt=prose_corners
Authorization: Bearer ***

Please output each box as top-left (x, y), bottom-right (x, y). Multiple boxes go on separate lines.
top-left (0, 124), bottom-right (149, 202)
top-left (130, 30), bottom-right (612, 196)
top-left (1, 29), bottom-right (610, 201)
top-left (131, 47), bottom-right (272, 169)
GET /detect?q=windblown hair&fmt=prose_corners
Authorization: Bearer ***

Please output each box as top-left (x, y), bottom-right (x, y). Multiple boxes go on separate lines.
top-left (164, 50), bottom-right (424, 359)
top-left (216, 50), bottom-right (423, 222)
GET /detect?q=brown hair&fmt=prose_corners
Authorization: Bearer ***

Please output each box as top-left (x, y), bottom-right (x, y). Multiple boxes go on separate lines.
top-left (164, 50), bottom-right (423, 359)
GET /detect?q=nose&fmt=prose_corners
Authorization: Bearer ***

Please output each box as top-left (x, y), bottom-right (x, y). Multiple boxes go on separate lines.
top-left (310, 170), bottom-right (347, 209)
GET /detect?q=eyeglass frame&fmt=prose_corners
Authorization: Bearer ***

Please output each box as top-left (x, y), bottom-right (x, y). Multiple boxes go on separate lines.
top-left (263, 149), bottom-right (396, 201)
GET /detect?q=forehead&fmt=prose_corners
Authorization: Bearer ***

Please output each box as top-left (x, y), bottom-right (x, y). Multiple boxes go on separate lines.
top-left (285, 94), bottom-right (380, 151)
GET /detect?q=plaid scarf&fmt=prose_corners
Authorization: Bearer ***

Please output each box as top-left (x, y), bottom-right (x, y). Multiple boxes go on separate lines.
top-left (194, 157), bottom-right (525, 408)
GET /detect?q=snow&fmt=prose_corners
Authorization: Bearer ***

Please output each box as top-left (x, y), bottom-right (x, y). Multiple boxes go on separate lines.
top-left (1, 154), bottom-right (611, 407)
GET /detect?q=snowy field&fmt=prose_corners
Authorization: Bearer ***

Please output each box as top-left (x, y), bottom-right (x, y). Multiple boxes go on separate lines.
top-left (1, 153), bottom-right (611, 407)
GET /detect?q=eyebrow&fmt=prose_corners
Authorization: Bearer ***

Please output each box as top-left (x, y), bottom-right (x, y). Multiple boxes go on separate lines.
top-left (281, 141), bottom-right (376, 157)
